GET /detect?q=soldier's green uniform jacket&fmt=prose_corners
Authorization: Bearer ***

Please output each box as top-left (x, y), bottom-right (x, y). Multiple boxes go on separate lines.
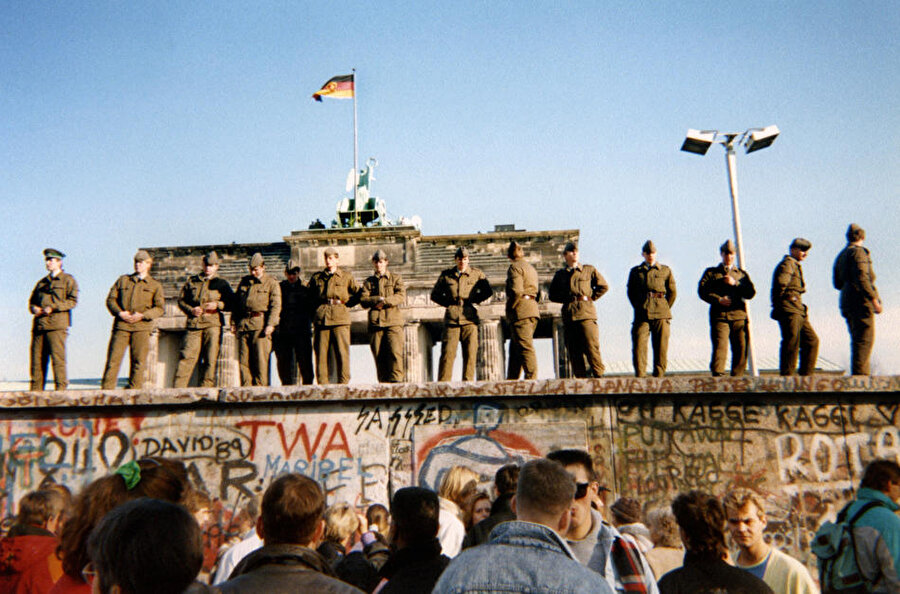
top-left (431, 267), bottom-right (492, 325)
top-left (29, 272), bottom-right (78, 331)
top-left (627, 262), bottom-right (676, 320)
top-left (233, 274), bottom-right (281, 331)
top-left (833, 244), bottom-right (880, 317)
top-left (361, 272), bottom-right (406, 327)
top-left (770, 255), bottom-right (807, 318)
top-left (308, 268), bottom-right (361, 326)
top-left (548, 264), bottom-right (609, 321)
top-left (505, 260), bottom-right (540, 322)
top-left (698, 264), bottom-right (756, 320)
top-left (106, 274), bottom-right (165, 331)
top-left (178, 274), bottom-right (234, 329)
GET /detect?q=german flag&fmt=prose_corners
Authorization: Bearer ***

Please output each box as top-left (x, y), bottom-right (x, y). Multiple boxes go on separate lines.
top-left (312, 74), bottom-right (354, 101)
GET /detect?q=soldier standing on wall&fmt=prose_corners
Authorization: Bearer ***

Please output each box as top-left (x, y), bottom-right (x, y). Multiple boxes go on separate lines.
top-left (698, 240), bottom-right (756, 377)
top-left (28, 248), bottom-right (78, 391)
top-left (360, 249), bottom-right (407, 382)
top-left (549, 242), bottom-right (608, 378)
top-left (626, 240), bottom-right (676, 378)
top-left (770, 238), bottom-right (819, 376)
top-left (274, 259), bottom-right (315, 385)
top-left (232, 253), bottom-right (281, 386)
top-left (173, 251), bottom-right (234, 388)
top-left (833, 223), bottom-right (882, 375)
top-left (431, 246), bottom-right (492, 382)
top-left (101, 250), bottom-right (165, 389)
top-left (505, 241), bottom-right (540, 380)
top-left (308, 247), bottom-right (360, 384)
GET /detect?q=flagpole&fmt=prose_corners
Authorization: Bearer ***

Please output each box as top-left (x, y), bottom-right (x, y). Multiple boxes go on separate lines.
top-left (352, 68), bottom-right (359, 226)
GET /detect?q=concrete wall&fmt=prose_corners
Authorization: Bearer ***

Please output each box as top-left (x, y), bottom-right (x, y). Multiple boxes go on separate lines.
top-left (2, 375), bottom-right (899, 573)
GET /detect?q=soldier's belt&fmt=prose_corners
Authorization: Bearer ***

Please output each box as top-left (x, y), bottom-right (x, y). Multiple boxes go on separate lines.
top-left (523, 295), bottom-right (535, 300)
top-left (249, 312), bottom-right (265, 318)
top-left (648, 292), bottom-right (666, 298)
top-left (571, 296), bottom-right (590, 302)
top-left (327, 298), bottom-right (344, 305)
top-left (203, 308), bottom-right (218, 314)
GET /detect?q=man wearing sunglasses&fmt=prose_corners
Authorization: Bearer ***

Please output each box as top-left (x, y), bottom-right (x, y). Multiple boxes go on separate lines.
top-left (547, 449), bottom-right (658, 594)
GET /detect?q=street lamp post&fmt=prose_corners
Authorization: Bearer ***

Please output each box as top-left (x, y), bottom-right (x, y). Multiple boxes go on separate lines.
top-left (681, 125), bottom-right (780, 377)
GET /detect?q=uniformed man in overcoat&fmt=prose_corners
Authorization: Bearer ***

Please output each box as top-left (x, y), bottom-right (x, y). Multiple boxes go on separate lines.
top-left (274, 259), bottom-right (315, 385)
top-left (28, 248), bottom-right (78, 390)
top-left (771, 238), bottom-right (819, 376)
top-left (308, 247), bottom-right (360, 384)
top-left (431, 246), bottom-right (492, 382)
top-left (833, 224), bottom-right (882, 375)
top-left (232, 253), bottom-right (281, 386)
top-left (173, 251), bottom-right (234, 387)
top-left (549, 242), bottom-right (608, 378)
top-left (626, 240), bottom-right (676, 377)
top-left (698, 240), bottom-right (756, 377)
top-left (360, 249), bottom-right (406, 382)
top-left (505, 241), bottom-right (540, 380)
top-left (101, 250), bottom-right (165, 389)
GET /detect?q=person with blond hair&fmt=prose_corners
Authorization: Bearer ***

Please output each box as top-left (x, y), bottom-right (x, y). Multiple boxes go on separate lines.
top-left (722, 488), bottom-right (816, 594)
top-left (644, 507), bottom-right (684, 580)
top-left (318, 503), bottom-right (361, 569)
top-left (437, 466), bottom-right (479, 558)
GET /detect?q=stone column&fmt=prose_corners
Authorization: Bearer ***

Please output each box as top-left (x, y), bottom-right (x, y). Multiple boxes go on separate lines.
top-left (147, 329), bottom-right (161, 388)
top-left (477, 318), bottom-right (505, 381)
top-left (402, 321), bottom-right (433, 383)
top-left (217, 315), bottom-right (239, 387)
top-left (552, 316), bottom-right (571, 379)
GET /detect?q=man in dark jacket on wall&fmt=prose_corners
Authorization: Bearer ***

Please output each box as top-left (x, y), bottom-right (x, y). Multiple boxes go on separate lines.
top-left (770, 238), bottom-right (818, 376)
top-left (833, 223), bottom-right (882, 375)
top-left (218, 473), bottom-right (362, 594)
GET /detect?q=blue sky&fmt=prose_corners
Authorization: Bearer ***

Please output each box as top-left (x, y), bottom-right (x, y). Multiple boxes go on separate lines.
top-left (2, 1), bottom-right (898, 383)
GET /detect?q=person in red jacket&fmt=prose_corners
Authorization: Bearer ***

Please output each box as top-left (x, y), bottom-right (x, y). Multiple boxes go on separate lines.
top-left (0, 488), bottom-right (68, 593)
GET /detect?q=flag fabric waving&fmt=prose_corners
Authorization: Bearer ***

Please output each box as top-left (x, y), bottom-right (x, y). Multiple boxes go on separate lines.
top-left (312, 74), bottom-right (355, 101)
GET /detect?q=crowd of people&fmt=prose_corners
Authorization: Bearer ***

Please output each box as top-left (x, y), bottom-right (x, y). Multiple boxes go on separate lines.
top-left (4, 452), bottom-right (900, 593)
top-left (28, 223), bottom-right (882, 390)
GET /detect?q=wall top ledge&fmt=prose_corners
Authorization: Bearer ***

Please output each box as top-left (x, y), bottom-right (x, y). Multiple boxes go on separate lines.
top-left (2, 375), bottom-right (898, 410)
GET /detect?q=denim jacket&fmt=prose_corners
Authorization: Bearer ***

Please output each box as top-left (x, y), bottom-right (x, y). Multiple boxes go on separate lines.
top-left (432, 520), bottom-right (613, 594)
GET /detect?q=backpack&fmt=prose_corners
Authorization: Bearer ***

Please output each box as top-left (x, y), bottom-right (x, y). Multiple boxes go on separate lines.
top-left (812, 499), bottom-right (885, 593)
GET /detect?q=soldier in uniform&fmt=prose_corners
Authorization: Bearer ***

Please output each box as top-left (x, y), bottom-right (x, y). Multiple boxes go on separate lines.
top-left (698, 240), bottom-right (756, 377)
top-left (431, 246), bottom-right (493, 382)
top-left (28, 248), bottom-right (78, 391)
top-left (101, 250), bottom-right (165, 389)
top-left (173, 251), bottom-right (234, 388)
top-left (274, 259), bottom-right (315, 385)
top-left (626, 240), bottom-right (676, 378)
top-left (549, 242), bottom-right (608, 378)
top-left (833, 224), bottom-right (882, 375)
top-left (360, 249), bottom-right (406, 382)
top-left (308, 247), bottom-right (360, 384)
top-left (232, 253), bottom-right (281, 386)
top-left (771, 238), bottom-right (819, 376)
top-left (505, 241), bottom-right (540, 380)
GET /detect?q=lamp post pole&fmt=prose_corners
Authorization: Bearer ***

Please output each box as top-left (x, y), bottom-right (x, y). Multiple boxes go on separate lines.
top-left (723, 136), bottom-right (758, 376)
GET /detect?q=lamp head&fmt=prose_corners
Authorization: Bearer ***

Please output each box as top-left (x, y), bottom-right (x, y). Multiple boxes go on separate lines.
top-left (745, 125), bottom-right (779, 153)
top-left (681, 129), bottom-right (716, 155)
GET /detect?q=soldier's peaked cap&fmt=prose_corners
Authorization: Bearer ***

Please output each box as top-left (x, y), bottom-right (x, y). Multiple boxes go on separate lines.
top-left (203, 251), bottom-right (220, 265)
top-left (790, 238), bottom-right (812, 251)
top-left (720, 240), bottom-right (736, 254)
top-left (43, 248), bottom-right (65, 259)
top-left (642, 240), bottom-right (657, 254)
top-left (563, 241), bottom-right (578, 253)
top-left (372, 249), bottom-right (388, 261)
top-left (250, 253), bottom-right (265, 267)
top-left (285, 258), bottom-right (300, 272)
top-left (134, 250), bottom-right (152, 262)
top-left (324, 246), bottom-right (339, 257)
top-left (455, 246), bottom-right (469, 259)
